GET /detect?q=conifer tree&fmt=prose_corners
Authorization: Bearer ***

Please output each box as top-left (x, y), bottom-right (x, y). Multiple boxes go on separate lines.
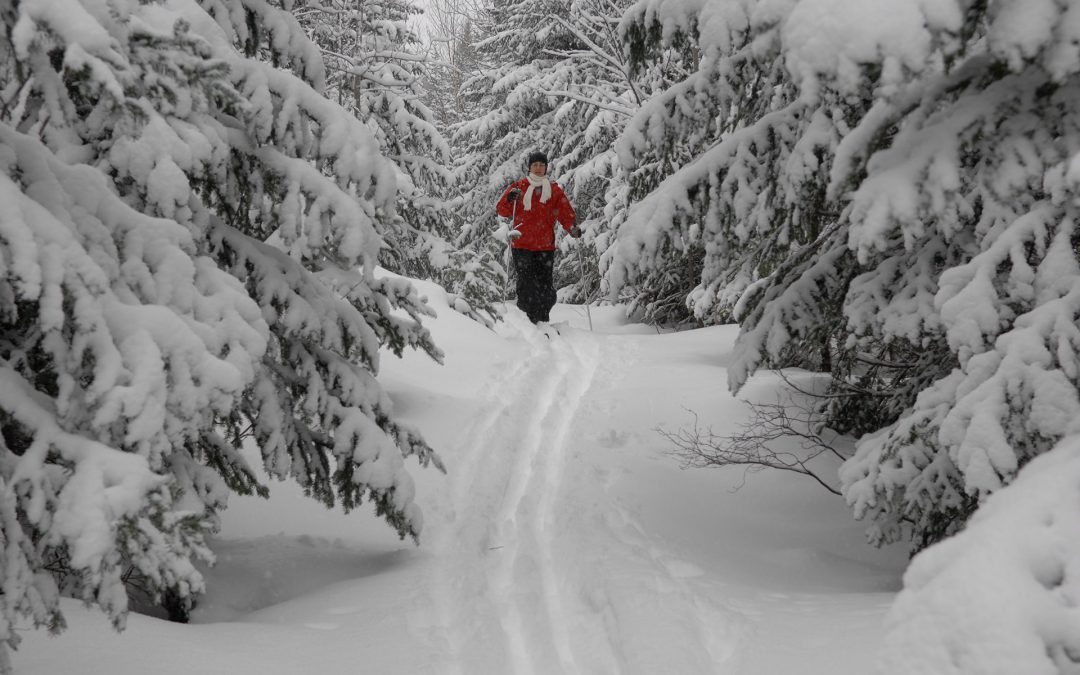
top-left (832, 0), bottom-right (1080, 550)
top-left (0, 0), bottom-right (443, 650)
top-left (451, 0), bottom-right (579, 311)
top-left (543, 0), bottom-right (646, 303)
top-left (608, 0), bottom-right (1080, 553)
top-left (291, 0), bottom-right (500, 323)
top-left (421, 0), bottom-right (486, 128)
top-left (294, 0), bottom-right (449, 275)
top-left (453, 0), bottom-right (645, 309)
top-left (601, 2), bottom-right (718, 325)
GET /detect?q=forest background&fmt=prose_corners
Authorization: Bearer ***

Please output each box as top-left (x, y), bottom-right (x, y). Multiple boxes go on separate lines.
top-left (2, 0), bottom-right (1080, 672)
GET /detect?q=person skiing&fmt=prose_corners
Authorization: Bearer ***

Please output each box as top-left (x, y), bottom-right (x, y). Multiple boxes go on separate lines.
top-left (496, 151), bottom-right (580, 324)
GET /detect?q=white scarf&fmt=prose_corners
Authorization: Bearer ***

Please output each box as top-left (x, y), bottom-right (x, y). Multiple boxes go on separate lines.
top-left (523, 172), bottom-right (552, 211)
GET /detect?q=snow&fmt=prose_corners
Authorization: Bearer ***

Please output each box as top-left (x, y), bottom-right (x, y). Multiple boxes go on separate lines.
top-left (876, 434), bottom-right (1080, 675)
top-left (12, 288), bottom-right (907, 673)
top-left (783, 0), bottom-right (933, 99)
top-left (11, 0), bottom-right (116, 60)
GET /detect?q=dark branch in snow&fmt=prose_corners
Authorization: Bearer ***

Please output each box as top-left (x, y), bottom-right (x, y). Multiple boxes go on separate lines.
top-left (660, 398), bottom-right (847, 497)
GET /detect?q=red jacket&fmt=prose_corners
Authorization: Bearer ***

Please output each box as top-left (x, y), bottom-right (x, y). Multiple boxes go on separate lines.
top-left (496, 178), bottom-right (576, 251)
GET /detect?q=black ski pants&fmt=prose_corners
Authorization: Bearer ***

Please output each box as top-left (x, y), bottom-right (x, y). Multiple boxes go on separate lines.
top-left (512, 249), bottom-right (556, 324)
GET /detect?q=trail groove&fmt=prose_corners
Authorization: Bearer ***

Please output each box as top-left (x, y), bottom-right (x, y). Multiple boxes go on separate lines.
top-left (429, 320), bottom-right (602, 674)
top-left (427, 319), bottom-right (734, 674)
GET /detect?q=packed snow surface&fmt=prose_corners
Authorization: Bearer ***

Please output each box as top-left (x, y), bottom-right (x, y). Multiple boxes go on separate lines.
top-left (14, 285), bottom-right (906, 674)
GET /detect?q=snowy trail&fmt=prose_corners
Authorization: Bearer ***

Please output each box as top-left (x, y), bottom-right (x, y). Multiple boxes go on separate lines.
top-left (11, 303), bottom-right (906, 675)
top-left (426, 316), bottom-right (741, 674)
top-left (429, 318), bottom-right (608, 673)
top-left (487, 324), bottom-right (594, 674)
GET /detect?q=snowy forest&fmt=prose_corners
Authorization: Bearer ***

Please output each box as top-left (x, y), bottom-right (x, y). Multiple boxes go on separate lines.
top-left (3, 0), bottom-right (1080, 672)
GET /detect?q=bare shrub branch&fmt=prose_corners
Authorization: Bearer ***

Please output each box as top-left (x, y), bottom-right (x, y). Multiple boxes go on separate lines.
top-left (659, 393), bottom-right (847, 496)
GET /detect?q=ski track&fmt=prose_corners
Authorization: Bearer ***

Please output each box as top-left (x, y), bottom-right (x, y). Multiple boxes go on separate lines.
top-left (490, 322), bottom-right (586, 675)
top-left (428, 316), bottom-right (741, 674)
top-left (431, 314), bottom-right (603, 673)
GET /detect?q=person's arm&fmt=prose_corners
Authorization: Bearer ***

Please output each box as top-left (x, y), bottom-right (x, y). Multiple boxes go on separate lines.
top-left (496, 183), bottom-right (521, 218)
top-left (555, 186), bottom-right (579, 237)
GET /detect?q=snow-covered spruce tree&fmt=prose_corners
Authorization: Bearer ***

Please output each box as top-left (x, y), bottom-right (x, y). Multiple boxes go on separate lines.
top-left (601, 0), bottom-right (719, 326)
top-left (0, 126), bottom-right (232, 649)
top-left (0, 0), bottom-right (442, 646)
top-left (609, 0), bottom-right (949, 496)
top-left (292, 0), bottom-right (500, 324)
top-left (455, 0), bottom-right (578, 203)
top-left (540, 0), bottom-right (647, 303)
top-left (409, 0), bottom-right (509, 324)
top-left (830, 0), bottom-right (1080, 550)
top-left (453, 0), bottom-right (644, 307)
top-left (611, 0), bottom-right (1080, 552)
top-left (610, 0), bottom-right (855, 332)
top-left (452, 0), bottom-right (582, 309)
top-left (294, 0), bottom-right (446, 278)
top-left (421, 0), bottom-right (487, 129)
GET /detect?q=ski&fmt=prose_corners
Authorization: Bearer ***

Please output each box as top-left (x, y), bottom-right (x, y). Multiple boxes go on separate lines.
top-left (538, 321), bottom-right (568, 339)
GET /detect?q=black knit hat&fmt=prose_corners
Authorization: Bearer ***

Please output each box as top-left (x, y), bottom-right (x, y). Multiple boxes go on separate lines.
top-left (526, 151), bottom-right (548, 167)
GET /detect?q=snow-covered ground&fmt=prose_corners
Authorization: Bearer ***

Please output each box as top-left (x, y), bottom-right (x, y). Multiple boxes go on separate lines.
top-left (13, 281), bottom-right (908, 674)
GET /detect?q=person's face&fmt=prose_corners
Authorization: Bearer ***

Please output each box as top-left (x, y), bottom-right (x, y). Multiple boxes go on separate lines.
top-left (529, 161), bottom-right (547, 177)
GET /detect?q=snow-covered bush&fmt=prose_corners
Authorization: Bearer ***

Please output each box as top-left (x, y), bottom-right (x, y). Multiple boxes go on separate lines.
top-left (876, 434), bottom-right (1080, 675)
top-left (1, 0), bottom-right (443, 648)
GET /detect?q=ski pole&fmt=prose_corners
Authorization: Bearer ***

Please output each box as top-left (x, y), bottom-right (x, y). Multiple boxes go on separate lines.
top-left (504, 196), bottom-right (518, 306)
top-left (577, 239), bottom-right (593, 332)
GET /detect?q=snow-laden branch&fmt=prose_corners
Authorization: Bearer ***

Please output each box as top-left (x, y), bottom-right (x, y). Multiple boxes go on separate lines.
top-left (532, 85), bottom-right (636, 117)
top-left (548, 13), bottom-right (643, 106)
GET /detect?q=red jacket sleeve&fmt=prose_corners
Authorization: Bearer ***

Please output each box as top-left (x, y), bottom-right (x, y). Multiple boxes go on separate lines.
top-left (554, 184), bottom-right (576, 232)
top-left (496, 182), bottom-right (520, 218)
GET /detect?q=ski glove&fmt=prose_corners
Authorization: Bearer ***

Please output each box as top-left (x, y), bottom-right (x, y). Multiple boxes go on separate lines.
top-left (506, 188), bottom-right (521, 203)
top-left (494, 226), bottom-right (522, 243)
top-left (570, 224), bottom-right (582, 238)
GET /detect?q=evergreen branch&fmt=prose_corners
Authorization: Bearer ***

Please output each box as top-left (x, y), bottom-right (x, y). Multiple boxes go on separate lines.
top-left (775, 368), bottom-right (892, 402)
top-left (322, 60), bottom-right (417, 88)
top-left (321, 47), bottom-right (430, 65)
top-left (530, 85), bottom-right (635, 117)
top-left (543, 51), bottom-right (638, 91)
top-left (852, 353), bottom-right (921, 369)
top-left (548, 14), bottom-right (623, 72)
top-left (0, 75), bottom-right (32, 124)
top-left (547, 14), bottom-right (644, 106)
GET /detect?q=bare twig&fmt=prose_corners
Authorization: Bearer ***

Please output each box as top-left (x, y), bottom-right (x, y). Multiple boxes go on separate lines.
top-left (659, 397), bottom-right (847, 496)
